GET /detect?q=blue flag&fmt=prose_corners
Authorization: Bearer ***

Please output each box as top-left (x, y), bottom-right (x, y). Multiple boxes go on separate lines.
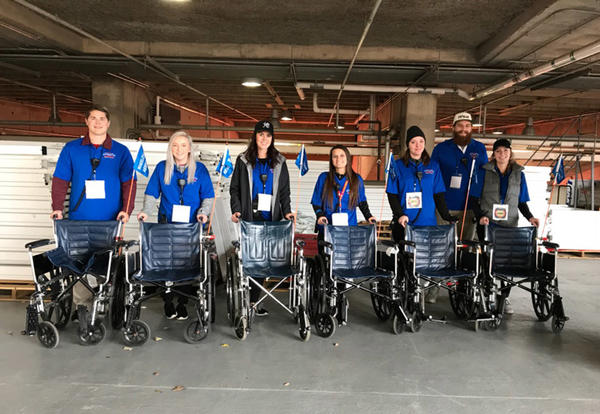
top-left (216, 148), bottom-right (234, 178)
top-left (551, 155), bottom-right (565, 184)
top-left (133, 144), bottom-right (149, 177)
top-left (295, 144), bottom-right (309, 176)
top-left (385, 152), bottom-right (396, 181)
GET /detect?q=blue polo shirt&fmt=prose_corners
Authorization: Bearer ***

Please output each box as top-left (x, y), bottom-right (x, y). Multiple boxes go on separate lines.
top-left (145, 161), bottom-right (215, 223)
top-left (53, 136), bottom-right (134, 220)
top-left (252, 159), bottom-right (274, 220)
top-left (471, 167), bottom-right (530, 203)
top-left (387, 159), bottom-right (445, 226)
top-left (431, 139), bottom-right (488, 210)
top-left (311, 172), bottom-right (367, 226)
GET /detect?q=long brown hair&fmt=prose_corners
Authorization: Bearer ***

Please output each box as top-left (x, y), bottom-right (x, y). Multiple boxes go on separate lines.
top-left (244, 131), bottom-right (280, 167)
top-left (322, 145), bottom-right (359, 209)
top-left (400, 147), bottom-right (431, 166)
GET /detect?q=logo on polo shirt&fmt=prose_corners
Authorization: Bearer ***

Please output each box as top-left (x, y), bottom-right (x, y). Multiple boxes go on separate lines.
top-left (469, 153), bottom-right (479, 159)
top-left (424, 169), bottom-right (434, 174)
top-left (103, 152), bottom-right (116, 159)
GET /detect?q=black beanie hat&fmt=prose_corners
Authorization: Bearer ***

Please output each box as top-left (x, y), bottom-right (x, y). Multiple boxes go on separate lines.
top-left (254, 120), bottom-right (274, 136)
top-left (493, 138), bottom-right (511, 152)
top-left (406, 125), bottom-right (425, 146)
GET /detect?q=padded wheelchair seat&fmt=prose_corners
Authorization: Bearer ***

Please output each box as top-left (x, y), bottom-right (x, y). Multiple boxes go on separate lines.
top-left (243, 264), bottom-right (294, 279)
top-left (134, 268), bottom-right (201, 283)
top-left (416, 267), bottom-right (474, 279)
top-left (492, 268), bottom-right (550, 280)
top-left (45, 247), bottom-right (108, 277)
top-left (333, 267), bottom-right (393, 279)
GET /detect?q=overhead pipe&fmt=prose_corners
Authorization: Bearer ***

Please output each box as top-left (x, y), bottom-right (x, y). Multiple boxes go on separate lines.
top-left (313, 93), bottom-right (367, 115)
top-left (297, 82), bottom-right (471, 100)
top-left (471, 39), bottom-right (600, 100)
top-left (138, 123), bottom-right (377, 136)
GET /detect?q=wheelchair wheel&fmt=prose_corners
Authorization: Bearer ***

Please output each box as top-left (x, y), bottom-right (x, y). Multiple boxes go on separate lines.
top-left (407, 311), bottom-right (423, 333)
top-left (531, 279), bottom-right (553, 321)
top-left (184, 319), bottom-right (208, 343)
top-left (78, 322), bottom-right (106, 346)
top-left (37, 321), bottom-right (59, 349)
top-left (392, 312), bottom-right (405, 335)
top-left (298, 305), bottom-right (311, 342)
top-left (308, 255), bottom-right (327, 322)
top-left (314, 313), bottom-right (336, 338)
top-left (122, 320), bottom-right (150, 346)
top-left (45, 293), bottom-right (72, 329)
top-left (449, 280), bottom-right (477, 320)
top-left (371, 280), bottom-right (393, 322)
top-left (226, 255), bottom-right (239, 325)
top-left (551, 314), bottom-right (565, 334)
top-left (234, 316), bottom-right (247, 341)
top-left (110, 265), bottom-right (126, 330)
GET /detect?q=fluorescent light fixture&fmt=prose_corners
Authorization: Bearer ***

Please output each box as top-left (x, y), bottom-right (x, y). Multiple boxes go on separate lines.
top-left (280, 110), bottom-right (293, 121)
top-left (472, 115), bottom-right (483, 127)
top-left (434, 128), bottom-right (440, 132)
top-left (492, 130), bottom-right (503, 135)
top-left (335, 125), bottom-right (345, 130)
top-left (242, 77), bottom-right (262, 87)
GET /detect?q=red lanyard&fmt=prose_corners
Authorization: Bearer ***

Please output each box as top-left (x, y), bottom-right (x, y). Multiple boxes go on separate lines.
top-left (337, 180), bottom-right (349, 212)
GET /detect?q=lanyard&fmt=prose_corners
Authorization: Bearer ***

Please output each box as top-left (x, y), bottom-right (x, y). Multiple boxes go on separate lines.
top-left (336, 179), bottom-right (349, 213)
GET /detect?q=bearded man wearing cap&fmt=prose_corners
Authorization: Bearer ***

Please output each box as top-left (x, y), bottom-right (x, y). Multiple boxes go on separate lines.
top-left (431, 112), bottom-right (488, 239)
top-left (469, 138), bottom-right (539, 314)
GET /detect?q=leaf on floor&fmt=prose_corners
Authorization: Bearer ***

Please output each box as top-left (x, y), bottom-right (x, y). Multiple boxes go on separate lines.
top-left (172, 385), bottom-right (185, 392)
top-left (123, 346), bottom-right (133, 351)
top-left (153, 371), bottom-right (160, 376)
top-left (220, 343), bottom-right (229, 348)
top-left (283, 382), bottom-right (290, 387)
top-left (153, 336), bottom-right (163, 341)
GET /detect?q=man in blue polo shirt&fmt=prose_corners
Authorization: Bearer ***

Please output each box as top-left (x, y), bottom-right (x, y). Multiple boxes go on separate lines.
top-left (50, 105), bottom-right (136, 312)
top-left (431, 112), bottom-right (488, 240)
top-left (51, 105), bottom-right (136, 221)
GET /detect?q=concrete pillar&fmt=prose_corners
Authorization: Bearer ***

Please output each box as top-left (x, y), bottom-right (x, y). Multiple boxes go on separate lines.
top-left (91, 79), bottom-right (138, 139)
top-left (386, 93), bottom-right (437, 156)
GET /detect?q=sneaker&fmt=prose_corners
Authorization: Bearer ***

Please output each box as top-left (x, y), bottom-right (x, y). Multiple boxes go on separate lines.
top-left (255, 307), bottom-right (269, 317)
top-left (164, 301), bottom-right (177, 319)
top-left (176, 304), bottom-right (189, 321)
top-left (504, 298), bottom-right (514, 314)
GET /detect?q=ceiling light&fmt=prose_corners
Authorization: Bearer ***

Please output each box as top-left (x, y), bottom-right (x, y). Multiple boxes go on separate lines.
top-left (472, 115), bottom-right (483, 127)
top-left (492, 130), bottom-right (503, 135)
top-left (280, 110), bottom-right (293, 121)
top-left (434, 128), bottom-right (440, 133)
top-left (335, 125), bottom-right (345, 130)
top-left (242, 77), bottom-right (262, 87)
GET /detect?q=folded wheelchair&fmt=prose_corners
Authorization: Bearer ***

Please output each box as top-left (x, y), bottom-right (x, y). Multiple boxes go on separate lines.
top-left (400, 224), bottom-right (492, 332)
top-left (120, 222), bottom-right (215, 345)
top-left (481, 224), bottom-right (568, 333)
top-left (310, 224), bottom-right (409, 337)
top-left (25, 220), bottom-right (123, 348)
top-left (226, 220), bottom-right (311, 341)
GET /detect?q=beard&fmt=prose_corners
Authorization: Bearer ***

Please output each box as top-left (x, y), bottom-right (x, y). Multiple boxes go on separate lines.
top-left (453, 130), bottom-right (472, 146)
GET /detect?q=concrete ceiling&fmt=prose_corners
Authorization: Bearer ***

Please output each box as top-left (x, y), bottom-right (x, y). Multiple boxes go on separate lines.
top-left (1, 0), bottom-right (600, 137)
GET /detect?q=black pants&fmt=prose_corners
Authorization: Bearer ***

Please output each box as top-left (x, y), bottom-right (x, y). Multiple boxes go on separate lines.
top-left (162, 285), bottom-right (195, 305)
top-left (391, 219), bottom-right (405, 243)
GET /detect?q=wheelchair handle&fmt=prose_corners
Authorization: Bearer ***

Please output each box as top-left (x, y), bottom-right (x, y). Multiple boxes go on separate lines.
top-left (25, 239), bottom-right (54, 250)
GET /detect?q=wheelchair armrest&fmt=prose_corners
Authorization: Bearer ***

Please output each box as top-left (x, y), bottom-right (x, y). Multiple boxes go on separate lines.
top-left (295, 240), bottom-right (305, 248)
top-left (378, 240), bottom-right (397, 248)
top-left (116, 239), bottom-right (139, 249)
top-left (458, 239), bottom-right (481, 248)
top-left (318, 240), bottom-right (332, 249)
top-left (395, 240), bottom-right (416, 247)
top-left (25, 239), bottom-right (54, 250)
top-left (542, 241), bottom-right (559, 250)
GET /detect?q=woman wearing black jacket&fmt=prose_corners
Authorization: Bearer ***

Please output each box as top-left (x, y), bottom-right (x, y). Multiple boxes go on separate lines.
top-left (229, 120), bottom-right (294, 315)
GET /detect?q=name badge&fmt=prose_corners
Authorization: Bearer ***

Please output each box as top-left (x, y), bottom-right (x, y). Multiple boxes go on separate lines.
top-left (406, 192), bottom-right (423, 209)
top-left (450, 175), bottom-right (462, 189)
top-left (85, 180), bottom-right (105, 199)
top-left (331, 212), bottom-right (349, 226)
top-left (172, 205), bottom-right (191, 223)
top-left (492, 204), bottom-right (509, 221)
top-left (257, 193), bottom-right (272, 212)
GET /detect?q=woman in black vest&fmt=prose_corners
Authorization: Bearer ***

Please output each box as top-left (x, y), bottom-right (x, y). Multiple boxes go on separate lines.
top-left (471, 138), bottom-right (539, 313)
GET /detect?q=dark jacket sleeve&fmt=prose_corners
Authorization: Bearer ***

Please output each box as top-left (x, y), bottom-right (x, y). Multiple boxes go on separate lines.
top-left (518, 202), bottom-right (533, 220)
top-left (312, 204), bottom-right (326, 220)
top-left (229, 156), bottom-right (243, 215)
top-left (51, 177), bottom-right (69, 211)
top-left (469, 196), bottom-right (484, 220)
top-left (121, 178), bottom-right (136, 214)
top-left (433, 192), bottom-right (456, 222)
top-left (387, 193), bottom-right (404, 218)
top-left (358, 201), bottom-right (373, 220)
top-left (278, 161), bottom-right (292, 216)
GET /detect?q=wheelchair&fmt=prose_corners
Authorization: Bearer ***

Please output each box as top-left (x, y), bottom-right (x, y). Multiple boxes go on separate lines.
top-left (24, 220), bottom-right (123, 348)
top-left (481, 224), bottom-right (568, 333)
top-left (226, 220), bottom-right (311, 341)
top-left (310, 224), bottom-right (407, 337)
top-left (400, 224), bottom-right (490, 332)
top-left (120, 222), bottom-right (215, 345)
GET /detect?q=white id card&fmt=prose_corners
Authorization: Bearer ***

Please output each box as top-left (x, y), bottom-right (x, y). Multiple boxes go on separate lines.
top-left (331, 212), bottom-right (349, 226)
top-left (405, 192), bottom-right (423, 209)
top-left (172, 204), bottom-right (191, 223)
top-left (85, 180), bottom-right (105, 199)
top-left (492, 204), bottom-right (509, 221)
top-left (450, 175), bottom-right (462, 189)
top-left (257, 193), bottom-right (272, 211)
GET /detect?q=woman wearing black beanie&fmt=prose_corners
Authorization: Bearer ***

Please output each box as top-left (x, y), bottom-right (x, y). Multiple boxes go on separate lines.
top-left (386, 125), bottom-right (456, 241)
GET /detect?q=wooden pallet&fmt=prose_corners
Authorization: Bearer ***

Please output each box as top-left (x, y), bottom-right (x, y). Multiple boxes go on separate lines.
top-left (558, 250), bottom-right (600, 259)
top-left (0, 280), bottom-right (34, 301)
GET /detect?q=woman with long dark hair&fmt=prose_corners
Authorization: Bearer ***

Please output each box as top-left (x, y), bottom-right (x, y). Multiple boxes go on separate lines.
top-left (311, 145), bottom-right (376, 232)
top-left (230, 120), bottom-right (294, 315)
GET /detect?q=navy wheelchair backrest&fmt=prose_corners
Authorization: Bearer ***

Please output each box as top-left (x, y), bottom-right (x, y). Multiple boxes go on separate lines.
top-left (240, 220), bottom-right (293, 271)
top-left (325, 225), bottom-right (376, 271)
top-left (405, 225), bottom-right (455, 272)
top-left (141, 222), bottom-right (201, 273)
top-left (54, 220), bottom-right (120, 263)
top-left (486, 225), bottom-right (536, 272)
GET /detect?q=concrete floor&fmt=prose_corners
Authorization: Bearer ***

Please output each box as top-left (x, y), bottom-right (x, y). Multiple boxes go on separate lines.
top-left (0, 258), bottom-right (599, 414)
